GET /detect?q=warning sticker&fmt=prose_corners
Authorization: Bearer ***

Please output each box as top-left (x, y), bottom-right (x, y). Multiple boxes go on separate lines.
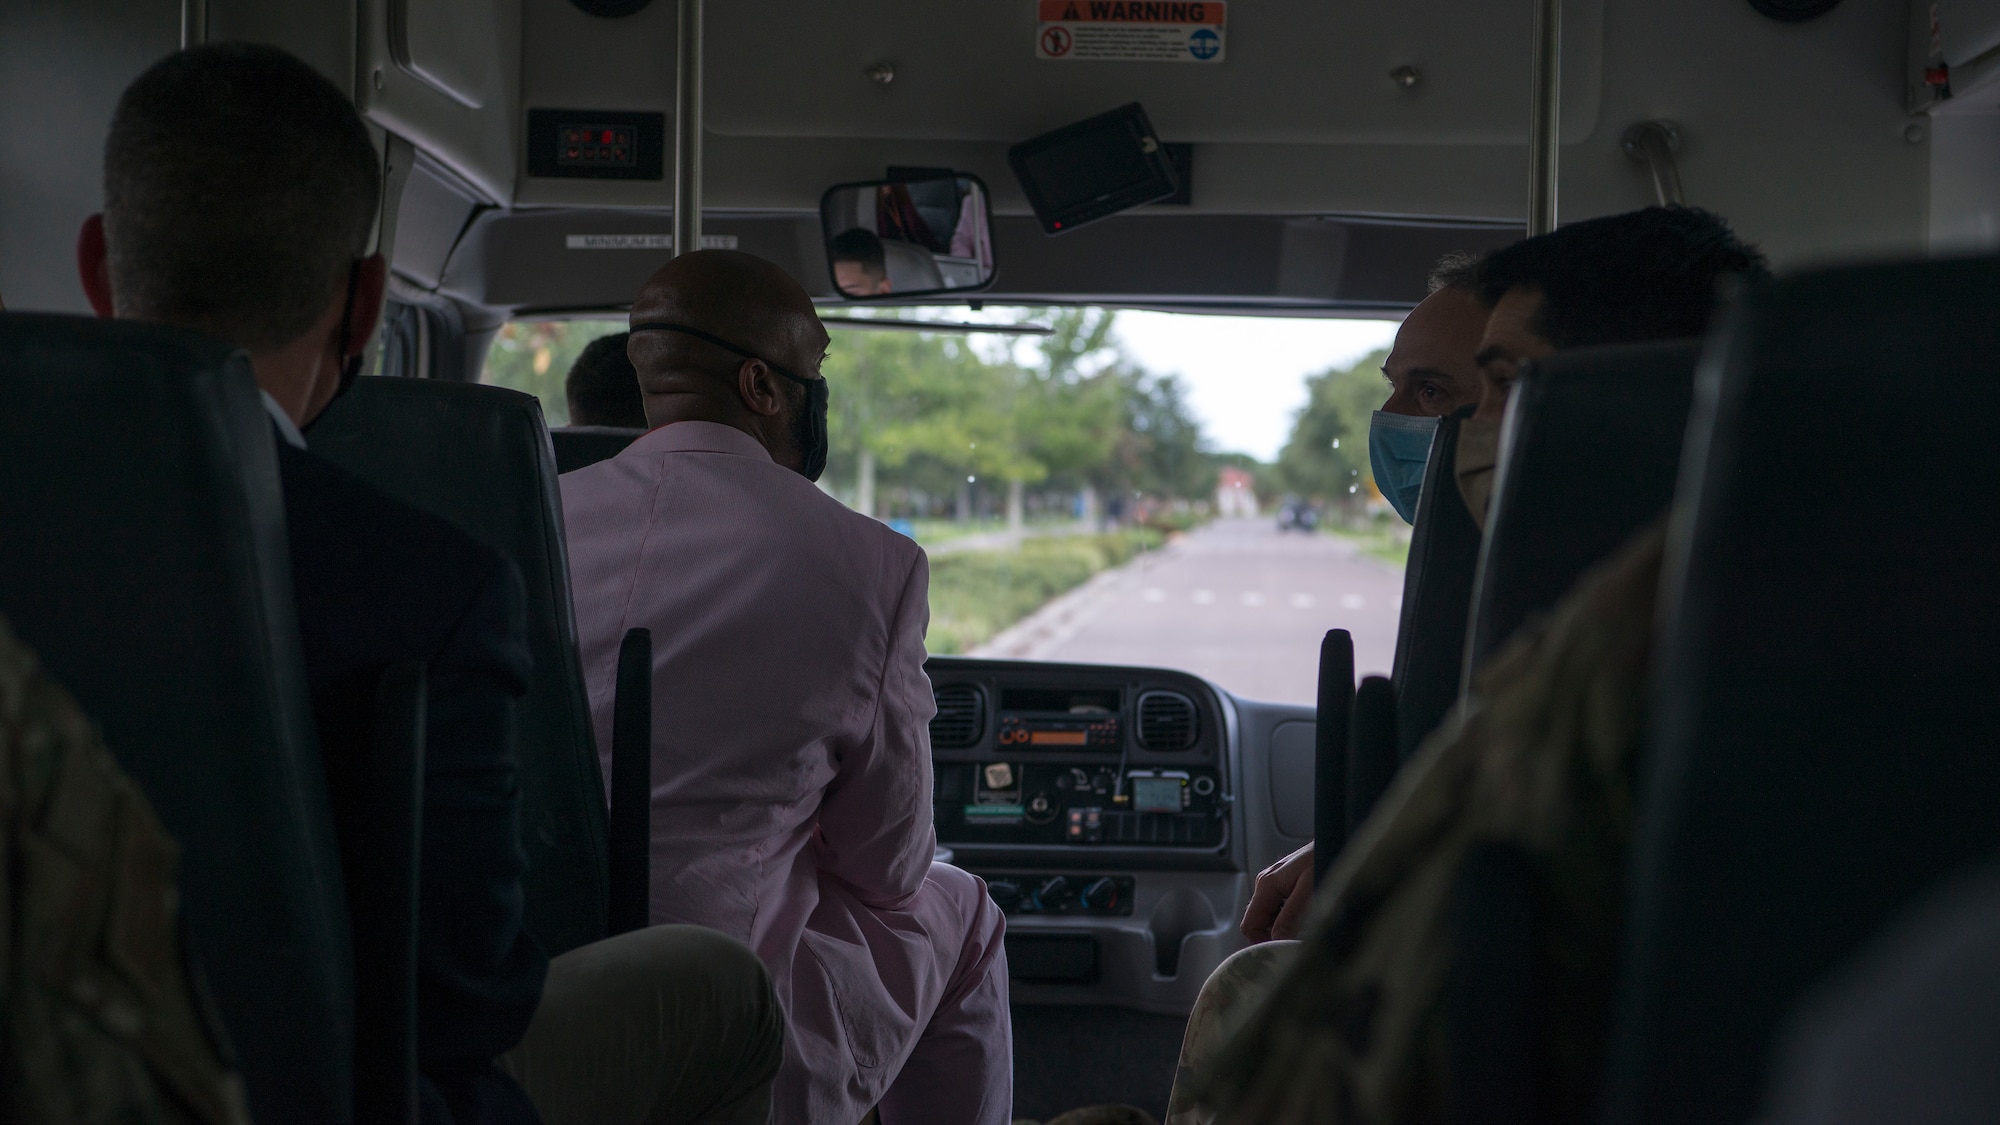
top-left (1036, 1), bottom-right (1226, 63)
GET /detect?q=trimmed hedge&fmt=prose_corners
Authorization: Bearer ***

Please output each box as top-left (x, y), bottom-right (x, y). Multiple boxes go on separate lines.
top-left (927, 529), bottom-right (1163, 654)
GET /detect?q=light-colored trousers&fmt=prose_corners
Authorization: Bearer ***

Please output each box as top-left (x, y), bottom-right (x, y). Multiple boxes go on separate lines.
top-left (501, 924), bottom-right (785, 1125)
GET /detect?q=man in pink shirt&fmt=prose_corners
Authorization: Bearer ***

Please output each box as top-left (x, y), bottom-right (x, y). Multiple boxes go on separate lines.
top-left (560, 250), bottom-right (1011, 1125)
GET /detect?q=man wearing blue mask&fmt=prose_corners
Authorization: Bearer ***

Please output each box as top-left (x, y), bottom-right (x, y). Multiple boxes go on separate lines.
top-left (1368, 254), bottom-right (1489, 523)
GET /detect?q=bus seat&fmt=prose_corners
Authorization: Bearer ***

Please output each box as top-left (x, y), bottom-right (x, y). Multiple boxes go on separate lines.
top-left (1389, 405), bottom-right (1483, 760)
top-left (550, 424), bottom-right (646, 474)
top-left (0, 314), bottom-right (353, 1123)
top-left (1461, 342), bottom-right (1700, 683)
top-left (882, 237), bottom-right (947, 292)
top-left (309, 377), bottom-right (611, 957)
top-left (1600, 256), bottom-right (2000, 1125)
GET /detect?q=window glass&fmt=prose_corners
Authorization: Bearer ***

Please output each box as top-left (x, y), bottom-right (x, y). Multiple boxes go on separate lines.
top-left (499, 307), bottom-right (1407, 703)
top-left (481, 318), bottom-right (627, 427)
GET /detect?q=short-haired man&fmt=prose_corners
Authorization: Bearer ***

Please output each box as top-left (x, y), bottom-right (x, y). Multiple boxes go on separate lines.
top-left (829, 227), bottom-right (893, 296)
top-left (79, 44), bottom-right (780, 1125)
top-left (561, 250), bottom-right (1011, 1124)
top-left (1369, 252), bottom-right (1492, 524)
top-left (564, 331), bottom-right (647, 429)
top-left (1168, 207), bottom-right (1770, 1125)
top-left (1453, 205), bottom-right (1771, 521)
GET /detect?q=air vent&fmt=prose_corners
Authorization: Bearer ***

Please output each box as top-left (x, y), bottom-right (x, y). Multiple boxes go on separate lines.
top-left (1136, 691), bottom-right (1199, 751)
top-left (930, 683), bottom-right (986, 749)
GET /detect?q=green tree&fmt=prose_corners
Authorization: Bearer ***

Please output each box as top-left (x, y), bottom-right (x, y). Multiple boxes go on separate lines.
top-left (842, 308), bottom-right (1128, 533)
top-left (1276, 347), bottom-right (1387, 505)
top-left (1108, 367), bottom-right (1211, 501)
top-left (824, 323), bottom-right (995, 517)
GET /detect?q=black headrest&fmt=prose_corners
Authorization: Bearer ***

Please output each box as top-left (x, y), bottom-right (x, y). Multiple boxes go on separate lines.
top-left (550, 425), bottom-right (646, 474)
top-left (309, 377), bottom-right (609, 956)
top-left (0, 314), bottom-right (352, 1122)
top-left (1389, 406), bottom-right (1482, 759)
top-left (1463, 342), bottom-right (1700, 677)
top-left (1602, 256), bottom-right (2000, 1125)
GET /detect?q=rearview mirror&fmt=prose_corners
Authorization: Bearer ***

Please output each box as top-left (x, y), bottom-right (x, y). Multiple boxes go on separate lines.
top-left (819, 175), bottom-right (995, 299)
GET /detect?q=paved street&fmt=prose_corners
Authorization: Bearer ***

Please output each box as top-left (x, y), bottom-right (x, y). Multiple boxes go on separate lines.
top-left (970, 518), bottom-right (1406, 705)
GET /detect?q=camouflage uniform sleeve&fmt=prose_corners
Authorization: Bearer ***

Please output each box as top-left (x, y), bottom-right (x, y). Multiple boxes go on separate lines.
top-left (1, 614), bottom-right (253, 1125)
top-left (1194, 524), bottom-right (1668, 1125)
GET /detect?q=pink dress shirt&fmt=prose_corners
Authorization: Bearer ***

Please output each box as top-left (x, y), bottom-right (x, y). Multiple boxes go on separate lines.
top-left (561, 421), bottom-right (1009, 1124)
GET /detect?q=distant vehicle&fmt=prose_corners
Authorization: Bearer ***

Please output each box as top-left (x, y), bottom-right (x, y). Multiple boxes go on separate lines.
top-left (1276, 497), bottom-right (1319, 532)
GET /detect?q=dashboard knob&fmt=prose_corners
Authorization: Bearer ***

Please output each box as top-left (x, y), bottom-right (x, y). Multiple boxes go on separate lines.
top-left (1035, 876), bottom-right (1077, 910)
top-left (987, 880), bottom-right (1022, 910)
top-left (1025, 792), bottom-right (1056, 824)
top-left (1081, 877), bottom-right (1120, 911)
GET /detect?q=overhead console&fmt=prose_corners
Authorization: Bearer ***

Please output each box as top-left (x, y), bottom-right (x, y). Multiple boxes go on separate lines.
top-left (926, 659), bottom-right (1230, 864)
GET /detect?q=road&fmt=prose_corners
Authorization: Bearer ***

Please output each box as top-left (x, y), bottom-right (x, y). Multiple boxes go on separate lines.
top-left (969, 517), bottom-right (1406, 705)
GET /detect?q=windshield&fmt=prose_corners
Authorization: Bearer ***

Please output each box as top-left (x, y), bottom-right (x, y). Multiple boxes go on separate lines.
top-left (485, 308), bottom-right (1406, 704)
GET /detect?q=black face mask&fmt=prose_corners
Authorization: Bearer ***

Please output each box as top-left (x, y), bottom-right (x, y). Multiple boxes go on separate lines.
top-left (628, 321), bottom-right (830, 482)
top-left (303, 262), bottom-right (364, 434)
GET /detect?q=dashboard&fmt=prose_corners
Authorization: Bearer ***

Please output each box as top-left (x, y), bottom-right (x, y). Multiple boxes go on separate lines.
top-left (926, 657), bottom-right (1316, 1014)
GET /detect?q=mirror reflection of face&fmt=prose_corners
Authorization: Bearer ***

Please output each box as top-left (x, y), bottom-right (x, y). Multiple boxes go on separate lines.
top-left (821, 176), bottom-right (994, 297)
top-left (834, 259), bottom-right (892, 296)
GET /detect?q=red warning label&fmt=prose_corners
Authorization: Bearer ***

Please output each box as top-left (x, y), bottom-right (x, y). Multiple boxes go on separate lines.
top-left (1035, 1), bottom-right (1227, 63)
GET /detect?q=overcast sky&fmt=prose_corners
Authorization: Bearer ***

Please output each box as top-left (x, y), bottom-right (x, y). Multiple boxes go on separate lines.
top-left (1114, 311), bottom-right (1401, 462)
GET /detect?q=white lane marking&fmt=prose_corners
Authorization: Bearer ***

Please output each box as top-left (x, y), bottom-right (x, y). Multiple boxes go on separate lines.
top-left (1142, 587), bottom-right (1166, 603)
top-left (1290, 593), bottom-right (1315, 609)
top-left (1192, 589), bottom-right (1216, 605)
top-left (1241, 591), bottom-right (1266, 607)
top-left (1341, 594), bottom-right (1367, 609)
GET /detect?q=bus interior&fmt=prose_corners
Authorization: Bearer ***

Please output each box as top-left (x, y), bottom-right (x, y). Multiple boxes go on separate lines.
top-left (4, 0), bottom-right (1999, 1121)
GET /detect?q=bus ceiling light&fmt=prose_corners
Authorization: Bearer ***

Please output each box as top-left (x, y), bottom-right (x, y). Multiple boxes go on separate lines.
top-left (1390, 65), bottom-right (1420, 89)
top-left (1621, 120), bottom-right (1686, 208)
top-left (866, 62), bottom-right (896, 85)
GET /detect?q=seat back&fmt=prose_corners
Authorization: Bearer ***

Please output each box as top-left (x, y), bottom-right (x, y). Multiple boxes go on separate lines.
top-left (1462, 342), bottom-right (1700, 679)
top-left (310, 377), bottom-right (610, 956)
top-left (882, 237), bottom-right (947, 291)
top-left (1388, 407), bottom-right (1482, 759)
top-left (1602, 257), bottom-right (2000, 1125)
top-left (0, 314), bottom-right (352, 1123)
top-left (550, 425), bottom-right (646, 474)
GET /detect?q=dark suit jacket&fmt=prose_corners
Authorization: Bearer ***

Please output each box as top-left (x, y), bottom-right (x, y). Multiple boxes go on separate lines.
top-left (278, 440), bottom-right (548, 1125)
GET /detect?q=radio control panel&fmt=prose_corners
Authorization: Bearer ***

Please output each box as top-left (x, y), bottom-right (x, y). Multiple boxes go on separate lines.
top-left (997, 712), bottom-right (1121, 750)
top-left (936, 761), bottom-right (1225, 848)
top-left (925, 660), bottom-right (1229, 853)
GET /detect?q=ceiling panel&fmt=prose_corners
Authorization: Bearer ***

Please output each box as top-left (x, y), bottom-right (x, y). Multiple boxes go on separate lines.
top-left (704, 0), bottom-right (1603, 146)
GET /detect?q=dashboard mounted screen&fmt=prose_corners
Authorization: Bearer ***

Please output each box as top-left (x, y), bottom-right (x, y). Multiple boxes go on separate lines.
top-left (1007, 103), bottom-right (1179, 235)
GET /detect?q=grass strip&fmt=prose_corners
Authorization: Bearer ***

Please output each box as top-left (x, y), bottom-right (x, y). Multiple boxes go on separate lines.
top-left (1327, 525), bottom-right (1412, 569)
top-left (926, 529), bottom-right (1164, 654)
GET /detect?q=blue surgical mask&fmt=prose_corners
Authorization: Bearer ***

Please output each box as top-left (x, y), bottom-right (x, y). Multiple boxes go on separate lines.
top-left (1369, 410), bottom-right (1438, 524)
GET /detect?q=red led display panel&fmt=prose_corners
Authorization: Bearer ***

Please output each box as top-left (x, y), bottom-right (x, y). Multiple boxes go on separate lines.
top-left (557, 124), bottom-right (637, 169)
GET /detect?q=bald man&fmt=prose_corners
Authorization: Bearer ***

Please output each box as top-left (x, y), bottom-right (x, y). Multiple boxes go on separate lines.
top-left (561, 251), bottom-right (1011, 1125)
